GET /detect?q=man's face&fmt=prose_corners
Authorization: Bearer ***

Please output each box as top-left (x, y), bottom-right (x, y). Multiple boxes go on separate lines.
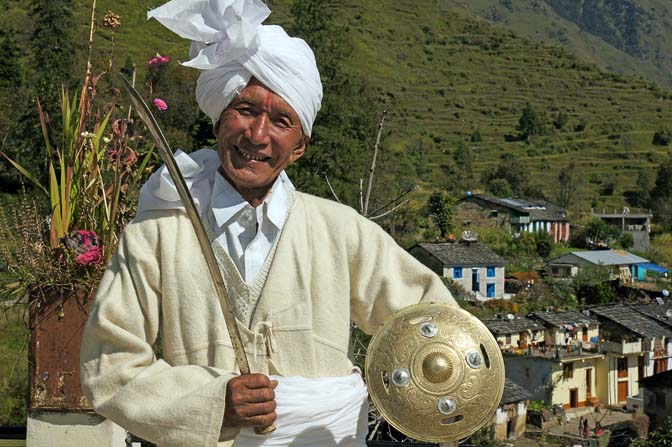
top-left (215, 78), bottom-right (307, 202)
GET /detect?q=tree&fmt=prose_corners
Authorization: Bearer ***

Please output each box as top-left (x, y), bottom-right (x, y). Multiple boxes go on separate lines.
top-left (29, 0), bottom-right (76, 112)
top-left (555, 162), bottom-right (580, 210)
top-left (0, 31), bottom-right (22, 90)
top-left (427, 192), bottom-right (454, 239)
top-left (583, 218), bottom-right (621, 248)
top-left (631, 417), bottom-right (672, 447)
top-left (286, 0), bottom-right (378, 205)
top-left (481, 160), bottom-right (540, 198)
top-left (553, 111), bottom-right (568, 130)
top-left (652, 129), bottom-right (672, 146)
top-left (630, 170), bottom-right (651, 209)
top-left (534, 231), bottom-right (554, 258)
top-left (517, 103), bottom-right (546, 139)
top-left (651, 159), bottom-right (672, 229)
top-left (619, 232), bottom-right (634, 249)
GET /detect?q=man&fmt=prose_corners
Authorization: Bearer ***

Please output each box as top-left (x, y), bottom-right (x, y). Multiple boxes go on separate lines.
top-left (80, 1), bottom-right (455, 446)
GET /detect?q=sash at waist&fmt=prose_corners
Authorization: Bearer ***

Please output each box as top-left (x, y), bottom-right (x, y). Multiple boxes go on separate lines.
top-left (233, 373), bottom-right (368, 446)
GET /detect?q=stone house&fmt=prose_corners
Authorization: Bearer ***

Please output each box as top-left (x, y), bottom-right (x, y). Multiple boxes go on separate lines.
top-left (482, 317), bottom-right (544, 350)
top-left (639, 369), bottom-right (672, 431)
top-left (492, 379), bottom-right (532, 440)
top-left (409, 240), bottom-right (505, 300)
top-left (529, 310), bottom-right (600, 351)
top-left (588, 304), bottom-right (672, 405)
top-left (456, 194), bottom-right (570, 242)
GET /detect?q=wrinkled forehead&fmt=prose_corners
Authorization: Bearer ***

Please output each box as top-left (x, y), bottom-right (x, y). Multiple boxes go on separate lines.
top-left (221, 78), bottom-right (302, 123)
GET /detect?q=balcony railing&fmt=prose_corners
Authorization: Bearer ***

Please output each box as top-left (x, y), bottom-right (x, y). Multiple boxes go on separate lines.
top-left (601, 340), bottom-right (642, 355)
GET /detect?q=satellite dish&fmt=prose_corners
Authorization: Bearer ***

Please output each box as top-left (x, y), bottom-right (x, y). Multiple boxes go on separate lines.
top-left (662, 289), bottom-right (670, 297)
top-left (507, 313), bottom-right (515, 320)
top-left (666, 309), bottom-right (672, 318)
top-left (622, 207), bottom-right (630, 214)
top-left (461, 230), bottom-right (478, 242)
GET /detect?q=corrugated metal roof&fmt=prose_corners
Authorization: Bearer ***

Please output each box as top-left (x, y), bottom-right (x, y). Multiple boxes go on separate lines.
top-left (572, 250), bottom-right (649, 266)
top-left (631, 303), bottom-right (672, 328)
top-left (467, 195), bottom-right (569, 222)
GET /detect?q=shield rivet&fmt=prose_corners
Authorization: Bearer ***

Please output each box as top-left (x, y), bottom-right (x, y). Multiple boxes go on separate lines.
top-left (438, 397), bottom-right (457, 415)
top-left (419, 322), bottom-right (438, 338)
top-left (466, 350), bottom-right (483, 369)
top-left (391, 368), bottom-right (411, 387)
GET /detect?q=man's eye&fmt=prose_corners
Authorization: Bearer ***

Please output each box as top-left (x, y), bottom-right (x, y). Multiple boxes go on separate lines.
top-left (274, 117), bottom-right (292, 128)
top-left (236, 106), bottom-right (254, 115)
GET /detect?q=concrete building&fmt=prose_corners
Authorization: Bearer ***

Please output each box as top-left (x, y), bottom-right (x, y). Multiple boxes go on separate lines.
top-left (589, 304), bottom-right (672, 405)
top-left (409, 240), bottom-right (505, 300)
top-left (457, 195), bottom-right (570, 242)
top-left (546, 250), bottom-right (650, 283)
top-left (592, 209), bottom-right (652, 252)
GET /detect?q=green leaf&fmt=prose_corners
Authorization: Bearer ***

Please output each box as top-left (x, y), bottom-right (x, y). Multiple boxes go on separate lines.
top-left (0, 152), bottom-right (48, 195)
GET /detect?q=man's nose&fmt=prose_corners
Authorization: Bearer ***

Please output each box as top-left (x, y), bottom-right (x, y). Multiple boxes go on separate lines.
top-left (247, 114), bottom-right (271, 145)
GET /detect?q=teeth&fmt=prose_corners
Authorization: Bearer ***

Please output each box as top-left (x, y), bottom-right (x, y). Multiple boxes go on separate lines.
top-left (236, 146), bottom-right (267, 162)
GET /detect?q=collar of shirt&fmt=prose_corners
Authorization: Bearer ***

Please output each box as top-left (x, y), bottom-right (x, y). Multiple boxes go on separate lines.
top-left (210, 171), bottom-right (290, 231)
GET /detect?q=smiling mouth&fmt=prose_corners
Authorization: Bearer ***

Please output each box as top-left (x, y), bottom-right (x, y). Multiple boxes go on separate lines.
top-left (234, 145), bottom-right (270, 162)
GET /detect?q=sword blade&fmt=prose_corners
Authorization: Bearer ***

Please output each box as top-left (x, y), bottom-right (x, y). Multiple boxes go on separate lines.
top-left (119, 73), bottom-right (251, 375)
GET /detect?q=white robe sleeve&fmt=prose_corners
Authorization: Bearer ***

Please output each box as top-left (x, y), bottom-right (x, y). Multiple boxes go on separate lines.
top-left (347, 216), bottom-right (457, 335)
top-left (80, 221), bottom-right (237, 447)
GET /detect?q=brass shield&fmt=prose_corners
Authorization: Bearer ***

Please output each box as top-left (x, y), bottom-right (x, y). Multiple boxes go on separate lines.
top-left (365, 303), bottom-right (504, 443)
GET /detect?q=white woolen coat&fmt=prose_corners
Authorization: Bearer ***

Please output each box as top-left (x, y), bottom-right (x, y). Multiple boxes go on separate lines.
top-left (80, 192), bottom-right (455, 447)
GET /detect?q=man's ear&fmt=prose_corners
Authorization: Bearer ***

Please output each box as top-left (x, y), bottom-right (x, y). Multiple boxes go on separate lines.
top-left (213, 119), bottom-right (221, 137)
top-left (290, 135), bottom-right (308, 163)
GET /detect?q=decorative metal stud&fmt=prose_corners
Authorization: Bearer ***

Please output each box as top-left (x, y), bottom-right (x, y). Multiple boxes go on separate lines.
top-left (391, 368), bottom-right (411, 387)
top-left (465, 350), bottom-right (483, 369)
top-left (419, 322), bottom-right (438, 338)
top-left (438, 397), bottom-right (457, 415)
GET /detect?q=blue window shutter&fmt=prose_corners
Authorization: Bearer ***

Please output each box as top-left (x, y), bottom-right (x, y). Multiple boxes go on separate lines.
top-left (453, 267), bottom-right (462, 279)
top-left (487, 283), bottom-right (496, 298)
top-left (487, 266), bottom-right (496, 278)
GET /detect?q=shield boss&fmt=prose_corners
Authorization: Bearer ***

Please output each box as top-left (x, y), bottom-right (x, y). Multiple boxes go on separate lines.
top-left (365, 303), bottom-right (504, 443)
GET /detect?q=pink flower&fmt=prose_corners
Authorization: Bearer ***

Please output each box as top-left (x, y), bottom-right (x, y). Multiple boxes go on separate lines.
top-left (61, 230), bottom-right (104, 266)
top-left (76, 246), bottom-right (103, 266)
top-left (153, 98), bottom-right (168, 111)
top-left (148, 54), bottom-right (171, 67)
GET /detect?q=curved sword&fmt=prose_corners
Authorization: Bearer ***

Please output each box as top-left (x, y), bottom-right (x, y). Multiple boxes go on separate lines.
top-left (118, 73), bottom-right (251, 373)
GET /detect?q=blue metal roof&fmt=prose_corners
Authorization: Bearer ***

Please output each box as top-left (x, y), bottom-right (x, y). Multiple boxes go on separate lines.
top-left (638, 262), bottom-right (669, 273)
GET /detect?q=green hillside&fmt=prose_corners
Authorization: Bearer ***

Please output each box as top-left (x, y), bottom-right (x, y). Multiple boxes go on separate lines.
top-left (462, 0), bottom-right (672, 89)
top-left (2, 0), bottom-right (672, 216)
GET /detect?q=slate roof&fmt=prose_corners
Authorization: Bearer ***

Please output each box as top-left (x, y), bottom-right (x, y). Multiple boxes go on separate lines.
top-left (530, 310), bottom-right (599, 328)
top-left (467, 195), bottom-right (569, 222)
top-left (547, 250), bottom-right (649, 266)
top-left (501, 378), bottom-right (532, 404)
top-left (639, 369), bottom-right (672, 387)
top-left (482, 317), bottom-right (543, 335)
top-left (415, 242), bottom-right (505, 267)
top-left (589, 304), bottom-right (672, 339)
top-left (630, 303), bottom-right (672, 328)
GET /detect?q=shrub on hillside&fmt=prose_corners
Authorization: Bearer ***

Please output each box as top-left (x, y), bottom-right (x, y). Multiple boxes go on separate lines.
top-left (652, 129), bottom-right (672, 146)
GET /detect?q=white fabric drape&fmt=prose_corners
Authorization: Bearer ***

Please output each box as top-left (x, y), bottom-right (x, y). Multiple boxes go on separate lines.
top-left (234, 374), bottom-right (369, 447)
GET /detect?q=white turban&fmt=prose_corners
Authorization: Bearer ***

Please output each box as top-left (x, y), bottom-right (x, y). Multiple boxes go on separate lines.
top-left (148, 0), bottom-right (323, 136)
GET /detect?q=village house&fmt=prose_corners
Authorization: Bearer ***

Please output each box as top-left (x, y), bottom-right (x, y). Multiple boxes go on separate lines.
top-left (591, 208), bottom-right (652, 252)
top-left (502, 345), bottom-right (604, 409)
top-left (482, 317), bottom-right (544, 350)
top-left (491, 379), bottom-right (532, 441)
top-left (409, 239), bottom-right (505, 300)
top-left (639, 370), bottom-right (672, 431)
top-left (529, 310), bottom-right (600, 351)
top-left (456, 194), bottom-right (570, 242)
top-left (588, 304), bottom-right (672, 405)
top-left (546, 249), bottom-right (650, 283)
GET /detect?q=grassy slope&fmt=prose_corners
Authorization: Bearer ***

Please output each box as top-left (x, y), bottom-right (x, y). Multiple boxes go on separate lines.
top-left (462, 0), bottom-right (672, 89)
top-left (4, 0), bottom-right (672, 215)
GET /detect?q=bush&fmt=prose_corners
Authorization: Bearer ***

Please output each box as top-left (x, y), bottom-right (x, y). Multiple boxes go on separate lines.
top-left (652, 129), bottom-right (672, 146)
